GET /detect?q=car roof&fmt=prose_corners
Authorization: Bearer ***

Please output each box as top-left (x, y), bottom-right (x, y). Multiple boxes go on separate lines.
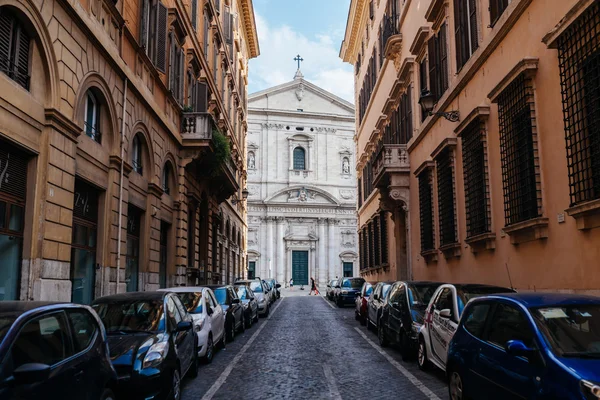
top-left (158, 287), bottom-right (208, 293)
top-left (0, 301), bottom-right (78, 313)
top-left (446, 283), bottom-right (514, 292)
top-left (473, 292), bottom-right (600, 307)
top-left (204, 285), bottom-right (231, 290)
top-left (93, 291), bottom-right (167, 303)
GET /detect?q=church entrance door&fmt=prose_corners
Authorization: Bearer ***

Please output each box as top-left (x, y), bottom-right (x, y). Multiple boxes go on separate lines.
top-left (291, 250), bottom-right (309, 286)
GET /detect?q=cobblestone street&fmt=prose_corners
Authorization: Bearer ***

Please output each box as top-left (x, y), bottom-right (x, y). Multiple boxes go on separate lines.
top-left (182, 290), bottom-right (447, 400)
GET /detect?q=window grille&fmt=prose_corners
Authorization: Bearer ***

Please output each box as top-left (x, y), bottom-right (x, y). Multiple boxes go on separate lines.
top-left (436, 148), bottom-right (457, 246)
top-left (380, 211), bottom-right (388, 264)
top-left (497, 74), bottom-right (541, 225)
top-left (557, 2), bottom-right (600, 206)
top-left (454, 0), bottom-right (479, 70)
top-left (461, 118), bottom-right (490, 237)
top-left (0, 8), bottom-right (31, 90)
top-left (373, 217), bottom-right (381, 266)
top-left (490, 0), bottom-right (510, 27)
top-left (418, 169), bottom-right (435, 251)
top-left (293, 147), bottom-right (306, 170)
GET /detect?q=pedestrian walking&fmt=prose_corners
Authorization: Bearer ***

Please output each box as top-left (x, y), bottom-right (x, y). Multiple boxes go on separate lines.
top-left (289, 278), bottom-right (294, 291)
top-left (309, 277), bottom-right (320, 295)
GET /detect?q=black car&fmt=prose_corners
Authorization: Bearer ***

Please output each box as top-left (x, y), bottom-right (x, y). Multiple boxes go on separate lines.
top-left (234, 284), bottom-right (259, 328)
top-left (0, 302), bottom-right (117, 400)
top-left (206, 285), bottom-right (244, 342)
top-left (334, 277), bottom-right (365, 307)
top-left (366, 281), bottom-right (394, 331)
top-left (378, 281), bottom-right (442, 360)
top-left (92, 291), bottom-right (197, 400)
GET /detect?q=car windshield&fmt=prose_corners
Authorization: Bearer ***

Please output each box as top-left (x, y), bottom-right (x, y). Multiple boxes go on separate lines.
top-left (382, 284), bottom-right (392, 299)
top-left (343, 278), bottom-right (364, 289)
top-left (92, 300), bottom-right (165, 333)
top-left (236, 286), bottom-right (249, 300)
top-left (0, 314), bottom-right (17, 342)
top-left (457, 287), bottom-right (514, 315)
top-left (214, 288), bottom-right (227, 305)
top-left (177, 292), bottom-right (203, 314)
top-left (250, 281), bottom-right (263, 293)
top-left (407, 284), bottom-right (440, 308)
top-left (531, 305), bottom-right (600, 358)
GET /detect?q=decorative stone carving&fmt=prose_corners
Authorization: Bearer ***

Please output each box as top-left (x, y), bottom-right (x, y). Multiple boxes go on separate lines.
top-left (247, 185), bottom-right (259, 197)
top-left (295, 82), bottom-right (305, 101)
top-left (339, 189), bottom-right (354, 200)
top-left (248, 152), bottom-right (256, 169)
top-left (287, 187), bottom-right (318, 202)
top-left (248, 229), bottom-right (259, 246)
top-left (261, 123), bottom-right (285, 130)
top-left (315, 127), bottom-right (337, 133)
top-left (341, 230), bottom-right (356, 248)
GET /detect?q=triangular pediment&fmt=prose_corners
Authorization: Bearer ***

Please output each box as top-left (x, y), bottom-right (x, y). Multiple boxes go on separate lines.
top-left (264, 186), bottom-right (340, 206)
top-left (248, 76), bottom-right (354, 116)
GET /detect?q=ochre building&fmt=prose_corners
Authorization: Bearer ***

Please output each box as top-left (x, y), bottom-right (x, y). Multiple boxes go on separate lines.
top-left (0, 0), bottom-right (258, 301)
top-left (341, 0), bottom-right (600, 293)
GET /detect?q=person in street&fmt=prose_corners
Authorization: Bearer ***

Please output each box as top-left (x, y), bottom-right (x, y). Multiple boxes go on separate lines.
top-left (290, 278), bottom-right (294, 290)
top-left (309, 277), bottom-right (319, 295)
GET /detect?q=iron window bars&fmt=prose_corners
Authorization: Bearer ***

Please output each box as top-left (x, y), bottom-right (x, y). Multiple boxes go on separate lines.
top-left (418, 169), bottom-right (435, 252)
top-left (436, 148), bottom-right (458, 246)
top-left (461, 118), bottom-right (491, 237)
top-left (557, 2), bottom-right (600, 206)
top-left (293, 147), bottom-right (306, 170)
top-left (497, 73), bottom-right (541, 226)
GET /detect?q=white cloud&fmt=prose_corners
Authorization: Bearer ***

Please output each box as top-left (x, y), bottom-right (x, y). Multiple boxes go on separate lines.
top-left (248, 14), bottom-right (354, 103)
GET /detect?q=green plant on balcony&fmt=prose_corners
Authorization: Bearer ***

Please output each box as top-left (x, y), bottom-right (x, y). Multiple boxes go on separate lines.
top-left (209, 129), bottom-right (231, 177)
top-left (182, 105), bottom-right (194, 112)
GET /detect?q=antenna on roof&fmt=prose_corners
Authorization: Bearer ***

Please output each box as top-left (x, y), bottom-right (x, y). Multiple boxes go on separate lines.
top-left (505, 262), bottom-right (514, 290)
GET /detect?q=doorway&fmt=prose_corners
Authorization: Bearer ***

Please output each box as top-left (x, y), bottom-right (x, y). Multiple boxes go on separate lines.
top-left (291, 250), bottom-right (308, 286)
top-left (343, 262), bottom-right (353, 277)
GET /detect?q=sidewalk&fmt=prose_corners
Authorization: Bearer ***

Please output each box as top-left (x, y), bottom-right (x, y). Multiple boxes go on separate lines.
top-left (280, 286), bottom-right (326, 297)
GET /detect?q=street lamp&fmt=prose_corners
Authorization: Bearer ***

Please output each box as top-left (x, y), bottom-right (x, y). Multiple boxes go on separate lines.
top-left (231, 188), bottom-right (249, 205)
top-left (419, 89), bottom-right (460, 122)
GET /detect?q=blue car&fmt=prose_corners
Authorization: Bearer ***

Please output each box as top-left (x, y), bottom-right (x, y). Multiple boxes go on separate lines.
top-left (447, 293), bottom-right (600, 400)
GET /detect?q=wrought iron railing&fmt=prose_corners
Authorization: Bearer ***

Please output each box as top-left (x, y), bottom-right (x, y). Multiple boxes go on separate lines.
top-left (0, 58), bottom-right (30, 90)
top-left (84, 122), bottom-right (102, 144)
top-left (382, 13), bottom-right (399, 51)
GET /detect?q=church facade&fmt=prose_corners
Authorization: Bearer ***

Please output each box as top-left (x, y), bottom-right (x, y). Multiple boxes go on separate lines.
top-left (246, 70), bottom-right (358, 286)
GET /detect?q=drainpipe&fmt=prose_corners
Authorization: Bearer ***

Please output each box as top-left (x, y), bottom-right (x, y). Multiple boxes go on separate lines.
top-left (116, 78), bottom-right (128, 293)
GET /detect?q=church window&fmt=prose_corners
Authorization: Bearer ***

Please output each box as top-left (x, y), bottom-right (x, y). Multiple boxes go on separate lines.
top-left (293, 147), bottom-right (306, 170)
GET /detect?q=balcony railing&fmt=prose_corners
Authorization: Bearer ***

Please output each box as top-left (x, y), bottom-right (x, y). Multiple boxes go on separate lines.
top-left (382, 13), bottom-right (399, 49)
top-left (373, 144), bottom-right (410, 187)
top-left (181, 112), bottom-right (213, 140)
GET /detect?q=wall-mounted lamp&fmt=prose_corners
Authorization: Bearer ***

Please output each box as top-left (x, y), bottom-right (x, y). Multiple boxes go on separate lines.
top-left (231, 188), bottom-right (249, 205)
top-left (419, 90), bottom-right (460, 122)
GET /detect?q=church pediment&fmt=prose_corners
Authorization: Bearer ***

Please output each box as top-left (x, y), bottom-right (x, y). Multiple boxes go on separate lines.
top-left (264, 186), bottom-right (340, 206)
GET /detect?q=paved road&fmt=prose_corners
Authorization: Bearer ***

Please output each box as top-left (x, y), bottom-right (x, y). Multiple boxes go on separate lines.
top-left (182, 291), bottom-right (447, 400)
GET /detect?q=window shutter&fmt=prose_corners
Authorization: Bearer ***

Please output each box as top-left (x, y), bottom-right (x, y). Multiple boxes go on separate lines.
top-left (369, 0), bottom-right (374, 19)
top-left (179, 48), bottom-right (185, 104)
top-left (490, 0), bottom-right (499, 26)
top-left (14, 27), bottom-right (30, 89)
top-left (406, 85), bottom-right (413, 141)
top-left (229, 14), bottom-right (234, 45)
top-left (439, 23), bottom-right (449, 95)
top-left (469, 0), bottom-right (478, 54)
top-left (195, 81), bottom-right (207, 112)
top-left (224, 8), bottom-right (231, 43)
top-left (139, 0), bottom-right (149, 50)
top-left (428, 36), bottom-right (437, 100)
top-left (155, 2), bottom-right (168, 72)
top-left (168, 33), bottom-right (175, 91)
top-left (203, 16), bottom-right (210, 55)
top-left (191, 0), bottom-right (197, 30)
top-left (453, 0), bottom-right (464, 69)
top-left (0, 11), bottom-right (13, 76)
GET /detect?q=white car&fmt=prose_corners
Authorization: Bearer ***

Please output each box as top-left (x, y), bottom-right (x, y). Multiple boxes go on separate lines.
top-left (418, 283), bottom-right (515, 372)
top-left (160, 286), bottom-right (226, 363)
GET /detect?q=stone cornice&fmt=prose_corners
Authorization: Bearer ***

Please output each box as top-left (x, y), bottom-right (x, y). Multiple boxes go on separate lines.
top-left (542, 0), bottom-right (595, 49)
top-left (340, 0), bottom-right (367, 63)
top-left (488, 58), bottom-right (539, 102)
top-left (44, 108), bottom-right (81, 143)
top-left (238, 0), bottom-right (260, 58)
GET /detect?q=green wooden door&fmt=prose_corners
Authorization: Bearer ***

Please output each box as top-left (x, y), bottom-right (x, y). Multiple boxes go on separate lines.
top-left (292, 251), bottom-right (309, 286)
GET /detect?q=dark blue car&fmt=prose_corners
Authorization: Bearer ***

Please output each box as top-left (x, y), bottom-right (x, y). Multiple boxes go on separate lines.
top-left (447, 293), bottom-right (600, 400)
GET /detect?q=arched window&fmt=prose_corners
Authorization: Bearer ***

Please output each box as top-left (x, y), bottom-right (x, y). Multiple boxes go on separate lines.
top-left (84, 90), bottom-right (101, 143)
top-left (162, 162), bottom-right (172, 194)
top-left (293, 147), bottom-right (306, 170)
top-left (0, 8), bottom-right (31, 90)
top-left (132, 135), bottom-right (143, 174)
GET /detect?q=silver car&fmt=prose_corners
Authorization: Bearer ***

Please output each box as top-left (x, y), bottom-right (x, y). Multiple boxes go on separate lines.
top-left (238, 279), bottom-right (271, 317)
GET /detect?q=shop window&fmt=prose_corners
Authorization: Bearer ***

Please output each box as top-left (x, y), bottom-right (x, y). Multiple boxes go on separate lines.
top-left (132, 134), bottom-right (143, 175)
top-left (293, 147), bottom-right (306, 170)
top-left (84, 91), bottom-right (101, 143)
top-left (418, 169), bottom-right (435, 252)
top-left (0, 8), bottom-right (31, 90)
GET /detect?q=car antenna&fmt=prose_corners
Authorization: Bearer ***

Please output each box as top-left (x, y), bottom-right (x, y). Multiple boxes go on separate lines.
top-left (504, 262), bottom-right (514, 290)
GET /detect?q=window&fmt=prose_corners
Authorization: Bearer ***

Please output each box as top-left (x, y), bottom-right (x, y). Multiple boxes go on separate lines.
top-left (0, 8), bottom-right (30, 90)
top-left (369, 0), bottom-right (374, 20)
top-left (11, 312), bottom-right (72, 368)
top-left (368, 221), bottom-right (374, 269)
top-left (556, 3), bottom-right (600, 206)
top-left (428, 23), bottom-right (449, 102)
top-left (191, 0), bottom-right (197, 30)
top-left (463, 303), bottom-right (491, 339)
top-left (436, 148), bottom-right (458, 246)
top-left (293, 147), bottom-right (306, 170)
top-left (454, 0), bottom-right (478, 70)
top-left (358, 178), bottom-right (363, 208)
top-left (203, 14), bottom-right (210, 55)
top-left (139, 0), bottom-right (168, 72)
top-left (162, 163), bottom-right (172, 195)
top-left (380, 211), bottom-right (388, 264)
top-left (67, 310), bottom-right (98, 353)
top-left (418, 169), bottom-right (435, 252)
top-left (419, 59), bottom-right (428, 122)
top-left (399, 87), bottom-right (413, 143)
top-left (497, 74), bottom-right (541, 226)
top-left (169, 32), bottom-right (184, 105)
top-left (132, 135), bottom-right (143, 174)
top-left (487, 303), bottom-right (534, 348)
top-left (187, 201), bottom-right (196, 268)
top-left (343, 262), bottom-right (353, 277)
top-left (84, 91), bottom-right (101, 143)
top-left (490, 0), bottom-right (510, 27)
top-left (461, 118), bottom-right (490, 237)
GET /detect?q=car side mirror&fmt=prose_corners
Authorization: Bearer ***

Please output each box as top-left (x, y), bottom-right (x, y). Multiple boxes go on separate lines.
top-left (175, 321), bottom-right (193, 332)
top-left (232, 298), bottom-right (240, 304)
top-left (276, 284), bottom-right (281, 289)
top-left (505, 340), bottom-right (535, 357)
top-left (12, 363), bottom-right (51, 385)
top-left (335, 285), bottom-right (341, 289)
top-left (439, 309), bottom-right (452, 319)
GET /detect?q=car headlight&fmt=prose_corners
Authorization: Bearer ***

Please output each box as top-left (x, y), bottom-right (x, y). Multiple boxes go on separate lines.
top-left (142, 341), bottom-right (168, 369)
top-left (581, 380), bottom-right (600, 399)
top-left (258, 298), bottom-right (266, 303)
top-left (341, 290), bottom-right (348, 294)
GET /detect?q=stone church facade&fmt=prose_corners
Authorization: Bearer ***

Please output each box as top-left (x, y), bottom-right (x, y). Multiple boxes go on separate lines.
top-left (246, 70), bottom-right (358, 286)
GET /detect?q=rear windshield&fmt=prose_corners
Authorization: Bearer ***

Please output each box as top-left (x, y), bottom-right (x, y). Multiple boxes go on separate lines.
top-left (250, 281), bottom-right (263, 293)
top-left (177, 292), bottom-right (203, 314)
top-left (343, 278), bottom-right (365, 289)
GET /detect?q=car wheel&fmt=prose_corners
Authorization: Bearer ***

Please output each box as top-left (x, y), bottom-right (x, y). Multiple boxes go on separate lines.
top-left (171, 369), bottom-right (182, 400)
top-left (100, 388), bottom-right (115, 400)
top-left (418, 337), bottom-right (431, 371)
top-left (449, 369), bottom-right (467, 400)
top-left (203, 334), bottom-right (214, 364)
top-left (378, 320), bottom-right (389, 347)
top-left (226, 320), bottom-right (235, 342)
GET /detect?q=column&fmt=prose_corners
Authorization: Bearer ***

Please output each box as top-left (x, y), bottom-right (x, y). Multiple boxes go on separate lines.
top-left (266, 217), bottom-right (274, 279)
top-left (288, 142), bottom-right (294, 170)
top-left (328, 218), bottom-right (336, 280)
top-left (318, 219), bottom-right (326, 285)
top-left (276, 217), bottom-right (285, 283)
top-left (307, 141), bottom-right (313, 171)
top-left (310, 246), bottom-right (317, 286)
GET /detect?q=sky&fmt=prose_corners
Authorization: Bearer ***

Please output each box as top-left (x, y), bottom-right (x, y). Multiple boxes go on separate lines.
top-left (248, 0), bottom-right (354, 103)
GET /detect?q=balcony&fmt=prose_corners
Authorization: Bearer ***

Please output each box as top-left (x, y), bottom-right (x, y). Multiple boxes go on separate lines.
top-left (383, 14), bottom-right (402, 64)
top-left (373, 144), bottom-right (410, 188)
top-left (181, 112), bottom-right (213, 146)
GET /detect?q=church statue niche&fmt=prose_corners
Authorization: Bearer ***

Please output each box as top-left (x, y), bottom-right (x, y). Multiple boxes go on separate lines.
top-left (342, 157), bottom-right (350, 174)
top-left (248, 151), bottom-right (256, 169)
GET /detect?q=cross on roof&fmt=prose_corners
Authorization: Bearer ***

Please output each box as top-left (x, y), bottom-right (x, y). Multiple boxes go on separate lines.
top-left (294, 54), bottom-right (304, 69)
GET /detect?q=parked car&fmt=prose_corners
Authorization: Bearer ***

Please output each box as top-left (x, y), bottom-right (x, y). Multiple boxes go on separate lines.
top-left (0, 302), bottom-right (116, 400)
top-left (418, 283), bottom-right (515, 373)
top-left (266, 278), bottom-right (281, 299)
top-left (92, 291), bottom-right (197, 400)
top-left (206, 285), bottom-right (244, 342)
top-left (326, 280), bottom-right (338, 300)
top-left (238, 279), bottom-right (271, 317)
top-left (334, 277), bottom-right (366, 307)
top-left (447, 293), bottom-right (600, 400)
top-left (378, 281), bottom-right (442, 360)
top-left (367, 281), bottom-right (394, 331)
top-left (355, 282), bottom-right (374, 325)
top-left (263, 279), bottom-right (276, 304)
top-left (235, 283), bottom-right (259, 327)
top-left (159, 287), bottom-right (225, 364)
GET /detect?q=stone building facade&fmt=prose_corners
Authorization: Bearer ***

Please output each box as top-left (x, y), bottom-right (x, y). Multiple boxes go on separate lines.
top-left (0, 0), bottom-right (258, 301)
top-left (341, 0), bottom-right (600, 292)
top-left (246, 71), bottom-right (358, 286)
